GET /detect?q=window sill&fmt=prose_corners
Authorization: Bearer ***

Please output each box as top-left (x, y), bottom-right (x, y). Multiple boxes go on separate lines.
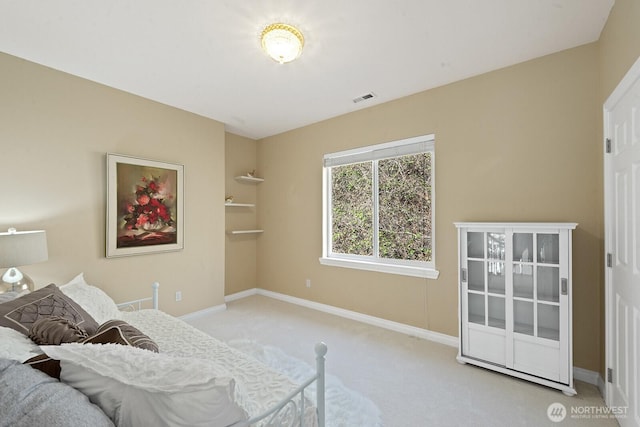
top-left (319, 257), bottom-right (439, 279)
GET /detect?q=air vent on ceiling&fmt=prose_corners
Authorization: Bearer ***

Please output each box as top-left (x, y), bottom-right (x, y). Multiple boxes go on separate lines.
top-left (352, 92), bottom-right (377, 104)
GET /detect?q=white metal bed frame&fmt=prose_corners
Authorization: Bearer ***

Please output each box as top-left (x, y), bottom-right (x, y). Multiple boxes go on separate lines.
top-left (115, 282), bottom-right (160, 311)
top-left (115, 282), bottom-right (326, 427)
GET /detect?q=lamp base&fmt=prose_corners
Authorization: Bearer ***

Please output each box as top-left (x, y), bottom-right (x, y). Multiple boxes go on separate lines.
top-left (0, 267), bottom-right (35, 294)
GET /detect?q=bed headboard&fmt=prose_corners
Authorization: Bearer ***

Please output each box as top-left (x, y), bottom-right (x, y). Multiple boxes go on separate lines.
top-left (116, 282), bottom-right (159, 311)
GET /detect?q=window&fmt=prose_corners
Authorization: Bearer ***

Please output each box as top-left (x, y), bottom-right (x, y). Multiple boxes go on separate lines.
top-left (320, 135), bottom-right (438, 278)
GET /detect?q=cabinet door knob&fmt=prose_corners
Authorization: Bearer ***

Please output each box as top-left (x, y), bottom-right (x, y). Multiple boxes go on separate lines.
top-left (461, 268), bottom-right (467, 283)
top-left (561, 278), bottom-right (568, 295)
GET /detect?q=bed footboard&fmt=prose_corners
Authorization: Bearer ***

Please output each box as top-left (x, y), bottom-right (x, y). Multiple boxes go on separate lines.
top-left (243, 342), bottom-right (327, 427)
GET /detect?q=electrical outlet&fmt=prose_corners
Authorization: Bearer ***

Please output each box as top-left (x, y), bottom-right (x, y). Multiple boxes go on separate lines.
top-left (175, 291), bottom-right (182, 302)
top-left (305, 279), bottom-right (311, 288)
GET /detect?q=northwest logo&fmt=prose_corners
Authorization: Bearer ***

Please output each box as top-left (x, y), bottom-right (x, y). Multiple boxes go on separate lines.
top-left (547, 402), bottom-right (567, 423)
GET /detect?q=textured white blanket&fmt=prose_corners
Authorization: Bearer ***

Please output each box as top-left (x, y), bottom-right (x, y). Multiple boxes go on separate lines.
top-left (121, 310), bottom-right (318, 426)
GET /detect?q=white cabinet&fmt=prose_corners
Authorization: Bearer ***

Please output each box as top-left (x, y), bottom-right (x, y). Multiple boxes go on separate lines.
top-left (455, 222), bottom-right (577, 395)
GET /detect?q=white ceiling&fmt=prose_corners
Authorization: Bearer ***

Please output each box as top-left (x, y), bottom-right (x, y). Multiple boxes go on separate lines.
top-left (0, 0), bottom-right (614, 139)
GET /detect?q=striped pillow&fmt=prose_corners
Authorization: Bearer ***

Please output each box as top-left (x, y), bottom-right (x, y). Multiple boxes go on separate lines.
top-left (25, 319), bottom-right (159, 378)
top-left (94, 319), bottom-right (159, 353)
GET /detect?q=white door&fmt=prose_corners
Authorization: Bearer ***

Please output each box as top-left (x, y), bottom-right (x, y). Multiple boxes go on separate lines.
top-left (605, 55), bottom-right (640, 427)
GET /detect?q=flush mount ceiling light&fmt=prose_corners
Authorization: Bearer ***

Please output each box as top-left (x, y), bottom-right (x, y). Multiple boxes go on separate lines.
top-left (261, 23), bottom-right (304, 64)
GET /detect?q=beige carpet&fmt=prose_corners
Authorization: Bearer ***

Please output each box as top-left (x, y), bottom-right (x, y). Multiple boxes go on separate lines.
top-left (184, 295), bottom-right (618, 427)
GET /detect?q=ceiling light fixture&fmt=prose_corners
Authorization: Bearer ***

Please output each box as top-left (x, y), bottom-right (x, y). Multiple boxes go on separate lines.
top-left (261, 23), bottom-right (304, 64)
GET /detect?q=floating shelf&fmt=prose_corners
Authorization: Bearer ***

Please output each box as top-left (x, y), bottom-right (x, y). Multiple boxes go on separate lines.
top-left (227, 229), bottom-right (264, 235)
top-left (225, 202), bottom-right (255, 207)
top-left (234, 175), bottom-right (264, 184)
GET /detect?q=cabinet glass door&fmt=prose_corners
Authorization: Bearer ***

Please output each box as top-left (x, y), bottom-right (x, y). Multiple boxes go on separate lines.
top-left (536, 234), bottom-right (560, 340)
top-left (466, 231), bottom-right (505, 329)
top-left (512, 232), bottom-right (560, 341)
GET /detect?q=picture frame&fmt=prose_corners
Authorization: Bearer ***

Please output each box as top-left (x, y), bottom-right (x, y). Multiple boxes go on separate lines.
top-left (106, 153), bottom-right (184, 257)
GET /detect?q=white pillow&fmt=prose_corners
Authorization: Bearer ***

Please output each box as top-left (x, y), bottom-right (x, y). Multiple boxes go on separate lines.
top-left (59, 273), bottom-right (121, 324)
top-left (0, 289), bottom-right (30, 304)
top-left (41, 343), bottom-right (248, 427)
top-left (0, 326), bottom-right (41, 362)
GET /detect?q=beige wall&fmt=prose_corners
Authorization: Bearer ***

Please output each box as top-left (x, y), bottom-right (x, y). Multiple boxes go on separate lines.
top-left (257, 43), bottom-right (602, 372)
top-left (0, 53), bottom-right (226, 317)
top-left (225, 133), bottom-right (259, 295)
top-left (599, 0), bottom-right (640, 101)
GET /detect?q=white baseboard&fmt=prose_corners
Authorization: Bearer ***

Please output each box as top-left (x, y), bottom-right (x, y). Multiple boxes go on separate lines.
top-left (225, 288), bottom-right (458, 348)
top-left (597, 374), bottom-right (607, 398)
top-left (179, 303), bottom-right (227, 321)
top-left (225, 288), bottom-right (258, 302)
top-left (573, 366), bottom-right (603, 389)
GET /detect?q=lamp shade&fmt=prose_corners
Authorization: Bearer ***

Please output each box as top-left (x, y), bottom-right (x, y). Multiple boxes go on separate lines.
top-left (0, 229), bottom-right (48, 268)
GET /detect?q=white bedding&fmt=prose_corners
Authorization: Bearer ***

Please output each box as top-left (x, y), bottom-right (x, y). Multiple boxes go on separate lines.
top-left (0, 274), bottom-right (318, 426)
top-left (121, 310), bottom-right (317, 426)
top-left (0, 326), bottom-right (41, 362)
top-left (41, 343), bottom-right (248, 427)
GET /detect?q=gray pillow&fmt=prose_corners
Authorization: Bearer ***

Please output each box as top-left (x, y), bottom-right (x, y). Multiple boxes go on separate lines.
top-left (0, 358), bottom-right (114, 427)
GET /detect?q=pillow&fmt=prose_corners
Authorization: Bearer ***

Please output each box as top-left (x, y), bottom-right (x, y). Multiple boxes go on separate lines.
top-left (0, 358), bottom-right (114, 427)
top-left (24, 324), bottom-right (133, 379)
top-left (0, 289), bottom-right (30, 304)
top-left (95, 319), bottom-right (159, 352)
top-left (60, 273), bottom-right (121, 324)
top-left (25, 319), bottom-right (147, 379)
top-left (23, 353), bottom-right (61, 379)
top-left (0, 326), bottom-right (41, 362)
top-left (41, 343), bottom-right (248, 427)
top-left (85, 324), bottom-right (135, 346)
top-left (28, 316), bottom-right (89, 345)
top-left (0, 284), bottom-right (99, 336)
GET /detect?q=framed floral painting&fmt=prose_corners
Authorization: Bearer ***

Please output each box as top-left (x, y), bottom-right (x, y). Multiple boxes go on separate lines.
top-left (106, 153), bottom-right (184, 257)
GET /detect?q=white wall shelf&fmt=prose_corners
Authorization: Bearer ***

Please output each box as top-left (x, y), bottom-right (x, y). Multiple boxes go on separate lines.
top-left (227, 229), bottom-right (264, 235)
top-left (234, 175), bottom-right (264, 184)
top-left (225, 202), bottom-right (255, 207)
top-left (228, 174), bottom-right (262, 235)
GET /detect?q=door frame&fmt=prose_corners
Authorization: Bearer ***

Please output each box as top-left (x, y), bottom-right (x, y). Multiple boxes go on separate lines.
top-left (603, 54), bottom-right (640, 405)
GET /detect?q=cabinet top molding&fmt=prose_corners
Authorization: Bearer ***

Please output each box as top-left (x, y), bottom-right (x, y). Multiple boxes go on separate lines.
top-left (454, 222), bottom-right (578, 230)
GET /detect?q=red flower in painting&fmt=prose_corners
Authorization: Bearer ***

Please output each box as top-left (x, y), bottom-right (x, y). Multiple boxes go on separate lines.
top-left (122, 175), bottom-right (174, 231)
top-left (137, 194), bottom-right (151, 206)
top-left (149, 199), bottom-right (171, 222)
top-left (135, 214), bottom-right (149, 228)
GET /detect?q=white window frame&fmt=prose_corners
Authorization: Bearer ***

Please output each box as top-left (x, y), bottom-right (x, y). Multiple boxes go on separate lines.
top-left (320, 134), bottom-right (439, 279)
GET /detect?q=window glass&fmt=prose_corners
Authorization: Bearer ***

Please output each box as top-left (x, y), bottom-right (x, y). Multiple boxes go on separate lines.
top-left (331, 162), bottom-right (373, 256)
top-left (378, 153), bottom-right (432, 262)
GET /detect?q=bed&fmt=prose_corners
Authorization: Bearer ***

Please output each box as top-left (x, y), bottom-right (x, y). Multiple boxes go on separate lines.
top-left (0, 274), bottom-right (326, 427)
